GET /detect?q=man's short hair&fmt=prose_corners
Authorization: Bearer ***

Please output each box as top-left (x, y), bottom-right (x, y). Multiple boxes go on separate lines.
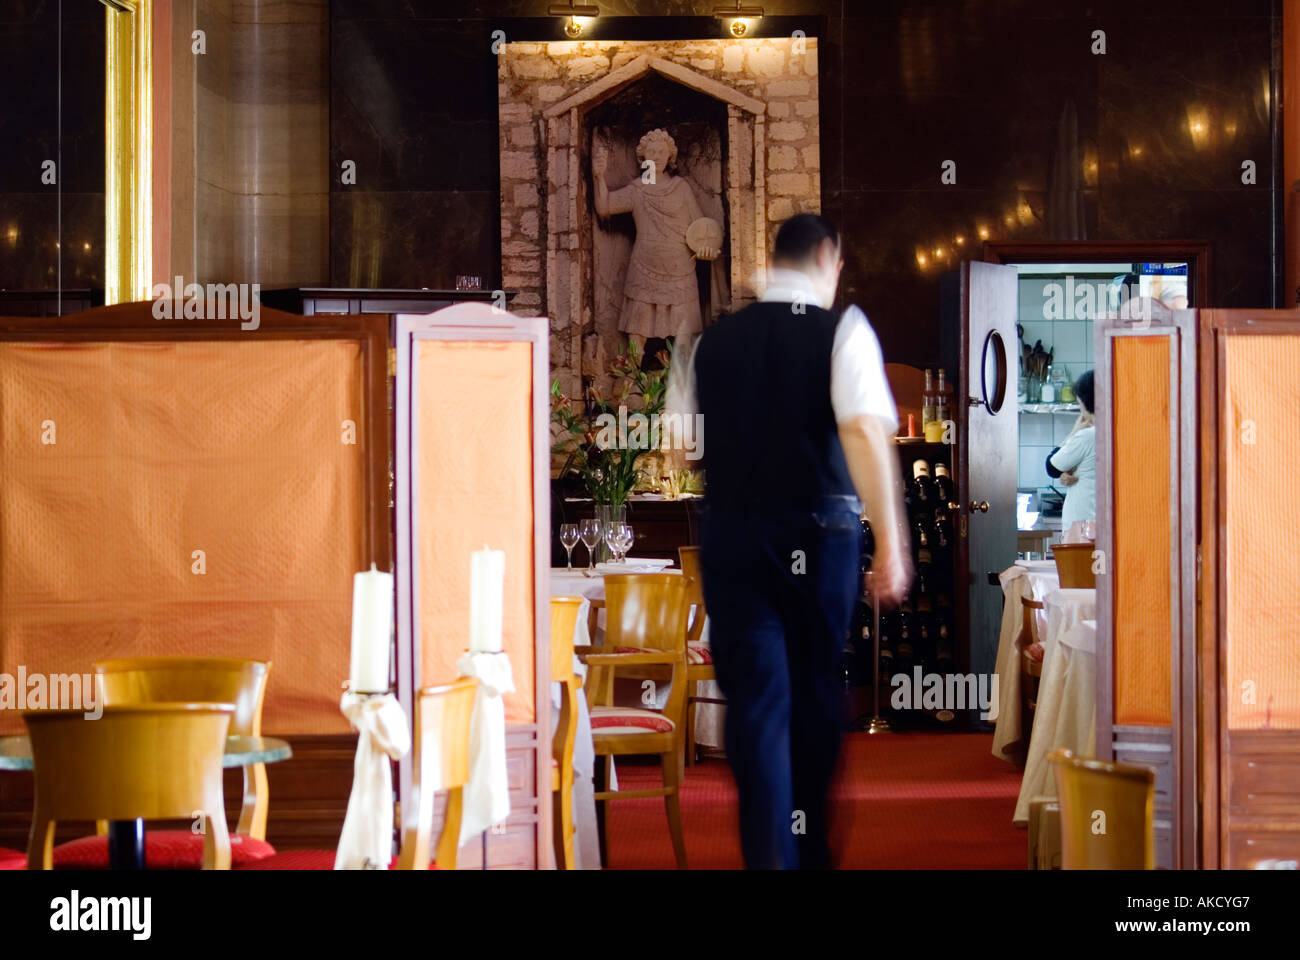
top-left (773, 214), bottom-right (840, 265)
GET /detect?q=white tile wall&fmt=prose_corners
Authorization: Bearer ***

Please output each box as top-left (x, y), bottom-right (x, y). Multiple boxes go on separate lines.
top-left (1019, 444), bottom-right (1053, 488)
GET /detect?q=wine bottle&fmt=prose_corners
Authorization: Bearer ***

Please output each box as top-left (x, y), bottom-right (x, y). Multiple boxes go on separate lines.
top-left (910, 459), bottom-right (933, 512)
top-left (933, 623), bottom-right (957, 723)
top-left (933, 462), bottom-right (954, 506)
top-left (936, 369), bottom-right (951, 426)
top-left (922, 368), bottom-right (937, 432)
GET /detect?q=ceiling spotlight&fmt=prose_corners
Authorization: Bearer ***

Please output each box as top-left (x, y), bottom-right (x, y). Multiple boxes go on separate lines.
top-left (548, 3), bottom-right (599, 37)
top-left (714, 3), bottom-right (764, 37)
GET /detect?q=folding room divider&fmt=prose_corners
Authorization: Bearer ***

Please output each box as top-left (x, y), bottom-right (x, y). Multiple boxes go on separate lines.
top-left (394, 304), bottom-right (551, 869)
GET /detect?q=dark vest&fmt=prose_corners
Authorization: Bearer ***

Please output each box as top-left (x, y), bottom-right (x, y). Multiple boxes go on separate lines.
top-left (693, 300), bottom-right (856, 505)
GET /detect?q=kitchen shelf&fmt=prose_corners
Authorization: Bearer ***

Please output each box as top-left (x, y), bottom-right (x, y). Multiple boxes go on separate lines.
top-left (1018, 402), bottom-right (1080, 414)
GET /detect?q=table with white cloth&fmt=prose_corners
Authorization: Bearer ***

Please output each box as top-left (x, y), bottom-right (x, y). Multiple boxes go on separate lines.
top-left (1012, 589), bottom-right (1097, 825)
top-left (991, 560), bottom-right (1061, 762)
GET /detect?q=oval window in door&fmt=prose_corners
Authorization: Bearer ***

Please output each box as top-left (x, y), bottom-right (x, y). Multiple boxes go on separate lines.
top-left (981, 330), bottom-right (1008, 414)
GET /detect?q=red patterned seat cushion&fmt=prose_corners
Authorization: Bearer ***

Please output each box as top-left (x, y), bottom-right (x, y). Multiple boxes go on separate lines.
top-left (0, 846), bottom-right (25, 870)
top-left (687, 642), bottom-right (713, 665)
top-left (590, 705), bottom-right (675, 735)
top-left (237, 851), bottom-right (438, 870)
top-left (52, 831), bottom-right (275, 870)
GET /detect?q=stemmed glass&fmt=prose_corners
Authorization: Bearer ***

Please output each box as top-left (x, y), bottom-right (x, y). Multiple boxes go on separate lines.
top-left (559, 523), bottom-right (579, 569)
top-left (579, 518), bottom-right (602, 571)
top-left (605, 522), bottom-right (634, 563)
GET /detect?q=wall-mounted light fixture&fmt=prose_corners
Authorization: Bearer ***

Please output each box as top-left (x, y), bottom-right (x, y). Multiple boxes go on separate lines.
top-left (548, 3), bottom-right (599, 38)
top-left (713, 2), bottom-right (765, 37)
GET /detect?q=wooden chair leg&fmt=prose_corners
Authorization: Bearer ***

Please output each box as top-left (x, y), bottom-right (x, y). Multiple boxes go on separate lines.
top-left (661, 751), bottom-right (688, 870)
top-left (684, 696), bottom-right (696, 767)
top-left (27, 811), bottom-right (54, 870)
top-left (236, 761), bottom-right (269, 840)
top-left (202, 813), bottom-right (231, 870)
top-left (435, 787), bottom-right (463, 870)
top-left (553, 773), bottom-right (576, 870)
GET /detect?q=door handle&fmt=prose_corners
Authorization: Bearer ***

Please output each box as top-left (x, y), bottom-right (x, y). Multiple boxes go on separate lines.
top-left (950, 500), bottom-right (989, 514)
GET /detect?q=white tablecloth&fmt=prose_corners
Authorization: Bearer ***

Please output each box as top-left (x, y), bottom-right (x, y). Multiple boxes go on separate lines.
top-left (991, 560), bottom-right (1061, 762)
top-left (1013, 589), bottom-right (1097, 825)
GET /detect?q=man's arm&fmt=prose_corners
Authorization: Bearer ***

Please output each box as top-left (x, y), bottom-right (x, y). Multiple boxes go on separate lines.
top-left (838, 413), bottom-right (911, 606)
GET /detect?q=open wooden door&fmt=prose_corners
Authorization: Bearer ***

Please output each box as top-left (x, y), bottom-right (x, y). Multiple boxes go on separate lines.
top-left (957, 261), bottom-right (1020, 679)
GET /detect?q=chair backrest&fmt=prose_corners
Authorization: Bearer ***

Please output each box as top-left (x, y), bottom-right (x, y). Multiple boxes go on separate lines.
top-left (94, 656), bottom-right (270, 738)
top-left (1052, 542), bottom-right (1097, 589)
top-left (602, 574), bottom-right (689, 654)
top-left (550, 597), bottom-right (585, 687)
top-left (398, 676), bottom-right (478, 870)
top-left (1049, 748), bottom-right (1155, 869)
top-left (413, 677), bottom-right (478, 794)
top-left (24, 704), bottom-right (234, 822)
top-left (677, 547), bottom-right (706, 644)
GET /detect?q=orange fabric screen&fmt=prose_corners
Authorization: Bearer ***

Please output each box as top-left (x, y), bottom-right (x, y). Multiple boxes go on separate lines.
top-left (414, 340), bottom-right (535, 723)
top-left (1111, 335), bottom-right (1172, 726)
top-left (1225, 334), bottom-right (1300, 729)
top-left (0, 340), bottom-right (364, 735)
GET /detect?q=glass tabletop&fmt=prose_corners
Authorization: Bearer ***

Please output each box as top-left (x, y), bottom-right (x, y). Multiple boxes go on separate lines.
top-left (0, 734), bottom-right (292, 772)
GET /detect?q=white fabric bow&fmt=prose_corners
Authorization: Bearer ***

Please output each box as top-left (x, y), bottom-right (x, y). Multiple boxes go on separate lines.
top-left (455, 652), bottom-right (516, 846)
top-left (335, 691), bottom-right (410, 870)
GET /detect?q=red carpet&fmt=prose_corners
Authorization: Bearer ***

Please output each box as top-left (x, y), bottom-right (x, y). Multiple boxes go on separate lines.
top-left (606, 732), bottom-right (1027, 869)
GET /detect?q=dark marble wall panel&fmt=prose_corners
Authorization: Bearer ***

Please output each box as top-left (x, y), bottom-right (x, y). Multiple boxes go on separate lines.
top-left (0, 1), bottom-right (104, 293)
top-left (331, 0), bottom-right (1280, 364)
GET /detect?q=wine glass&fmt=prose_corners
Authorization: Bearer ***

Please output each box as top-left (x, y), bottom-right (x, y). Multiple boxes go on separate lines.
top-left (579, 518), bottom-right (602, 571)
top-left (559, 523), bottom-right (579, 569)
top-left (606, 522), bottom-right (633, 563)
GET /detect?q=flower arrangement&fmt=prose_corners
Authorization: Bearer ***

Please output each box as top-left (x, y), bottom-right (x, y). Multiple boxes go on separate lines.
top-left (550, 339), bottom-right (669, 507)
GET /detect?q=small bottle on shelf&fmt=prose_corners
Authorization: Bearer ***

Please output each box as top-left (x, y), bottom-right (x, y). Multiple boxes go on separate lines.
top-left (922, 369), bottom-right (937, 433)
top-left (936, 369), bottom-right (951, 425)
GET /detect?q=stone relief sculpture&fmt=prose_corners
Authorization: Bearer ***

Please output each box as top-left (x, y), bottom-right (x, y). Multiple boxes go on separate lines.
top-left (592, 128), bottom-right (722, 350)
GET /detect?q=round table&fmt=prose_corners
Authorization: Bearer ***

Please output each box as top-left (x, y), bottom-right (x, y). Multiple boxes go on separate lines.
top-left (0, 734), bottom-right (293, 869)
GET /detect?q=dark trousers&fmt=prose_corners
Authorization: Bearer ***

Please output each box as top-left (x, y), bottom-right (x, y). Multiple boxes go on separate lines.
top-left (699, 497), bottom-right (860, 869)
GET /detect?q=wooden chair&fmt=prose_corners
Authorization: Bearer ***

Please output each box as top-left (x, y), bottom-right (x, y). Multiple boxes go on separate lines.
top-left (550, 596), bottom-right (585, 870)
top-left (396, 677), bottom-right (479, 870)
top-left (94, 657), bottom-right (272, 840)
top-left (1017, 595), bottom-right (1045, 758)
top-left (678, 546), bottom-right (723, 766)
top-left (240, 677), bottom-right (478, 870)
top-left (1048, 749), bottom-right (1155, 869)
top-left (26, 704), bottom-right (235, 870)
top-left (1051, 542), bottom-right (1097, 588)
top-left (583, 573), bottom-right (690, 869)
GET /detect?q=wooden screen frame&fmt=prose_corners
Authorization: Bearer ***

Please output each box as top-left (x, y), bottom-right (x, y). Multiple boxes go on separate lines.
top-left (1198, 308), bottom-right (1300, 869)
top-left (394, 308), bottom-right (551, 870)
top-left (1095, 309), bottom-right (1198, 869)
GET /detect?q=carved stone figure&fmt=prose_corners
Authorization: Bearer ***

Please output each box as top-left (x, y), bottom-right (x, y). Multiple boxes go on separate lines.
top-left (593, 128), bottom-right (720, 344)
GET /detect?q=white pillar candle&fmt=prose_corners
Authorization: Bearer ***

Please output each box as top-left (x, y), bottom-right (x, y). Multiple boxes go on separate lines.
top-left (469, 546), bottom-right (505, 653)
top-left (350, 564), bottom-right (393, 693)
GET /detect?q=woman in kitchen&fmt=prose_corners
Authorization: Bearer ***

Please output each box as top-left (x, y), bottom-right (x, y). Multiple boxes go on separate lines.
top-left (1045, 370), bottom-right (1096, 534)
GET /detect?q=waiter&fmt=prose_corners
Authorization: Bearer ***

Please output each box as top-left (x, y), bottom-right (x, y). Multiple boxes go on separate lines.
top-left (667, 213), bottom-right (910, 869)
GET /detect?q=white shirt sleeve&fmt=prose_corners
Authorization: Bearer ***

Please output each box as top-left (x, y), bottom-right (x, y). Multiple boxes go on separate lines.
top-left (1049, 427), bottom-right (1091, 473)
top-left (832, 305), bottom-right (899, 434)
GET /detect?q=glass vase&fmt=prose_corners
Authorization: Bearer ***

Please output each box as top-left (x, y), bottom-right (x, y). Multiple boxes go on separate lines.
top-left (595, 503), bottom-right (626, 564)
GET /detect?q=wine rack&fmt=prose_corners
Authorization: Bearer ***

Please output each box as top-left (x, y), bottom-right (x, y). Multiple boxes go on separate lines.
top-left (848, 439), bottom-right (963, 731)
